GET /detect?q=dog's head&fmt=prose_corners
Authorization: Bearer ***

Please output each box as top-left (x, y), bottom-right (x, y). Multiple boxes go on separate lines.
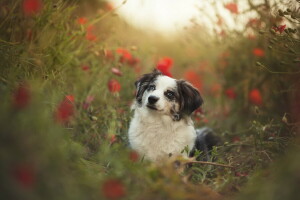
top-left (134, 69), bottom-right (203, 121)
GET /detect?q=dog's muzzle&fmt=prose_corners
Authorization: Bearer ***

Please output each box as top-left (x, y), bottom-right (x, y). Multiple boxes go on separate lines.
top-left (147, 95), bottom-right (159, 110)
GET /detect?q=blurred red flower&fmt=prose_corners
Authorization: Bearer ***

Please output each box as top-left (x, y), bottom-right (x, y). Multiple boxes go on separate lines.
top-left (249, 89), bottom-right (263, 105)
top-left (225, 88), bottom-right (237, 99)
top-left (81, 65), bottom-right (90, 71)
top-left (156, 57), bottom-right (173, 77)
top-left (108, 79), bottom-right (121, 93)
top-left (129, 151), bottom-right (139, 162)
top-left (12, 164), bottom-right (36, 188)
top-left (102, 179), bottom-right (126, 199)
top-left (116, 48), bottom-right (135, 65)
top-left (184, 70), bottom-right (202, 91)
top-left (86, 25), bottom-right (97, 41)
top-left (111, 68), bottom-right (123, 76)
top-left (77, 17), bottom-right (87, 25)
top-left (224, 3), bottom-right (238, 14)
top-left (55, 95), bottom-right (74, 123)
top-left (253, 48), bottom-right (265, 57)
top-left (104, 49), bottom-right (115, 60)
top-left (273, 24), bottom-right (286, 34)
top-left (22, 0), bottom-right (43, 16)
top-left (13, 83), bottom-right (31, 109)
top-left (109, 134), bottom-right (117, 144)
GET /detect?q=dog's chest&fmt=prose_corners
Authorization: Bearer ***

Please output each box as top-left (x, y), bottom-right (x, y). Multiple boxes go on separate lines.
top-left (128, 114), bottom-right (196, 162)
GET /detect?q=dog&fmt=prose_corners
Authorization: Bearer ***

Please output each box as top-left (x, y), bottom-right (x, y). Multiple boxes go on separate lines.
top-left (128, 69), bottom-right (217, 163)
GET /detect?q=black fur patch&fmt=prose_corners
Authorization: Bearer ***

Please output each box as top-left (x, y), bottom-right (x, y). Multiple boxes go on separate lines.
top-left (189, 127), bottom-right (220, 161)
top-left (176, 80), bottom-right (203, 116)
top-left (135, 69), bottom-right (162, 105)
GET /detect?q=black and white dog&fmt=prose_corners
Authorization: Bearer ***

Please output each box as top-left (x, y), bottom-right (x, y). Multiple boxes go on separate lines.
top-left (128, 70), bottom-right (218, 163)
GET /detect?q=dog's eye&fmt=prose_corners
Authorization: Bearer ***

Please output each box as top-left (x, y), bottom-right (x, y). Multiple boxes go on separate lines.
top-left (148, 85), bottom-right (156, 91)
top-left (166, 90), bottom-right (175, 99)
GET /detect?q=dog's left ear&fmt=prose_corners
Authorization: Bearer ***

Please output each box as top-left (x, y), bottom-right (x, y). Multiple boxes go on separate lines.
top-left (177, 80), bottom-right (203, 115)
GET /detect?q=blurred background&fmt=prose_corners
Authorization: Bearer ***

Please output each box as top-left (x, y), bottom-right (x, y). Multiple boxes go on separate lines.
top-left (0, 0), bottom-right (299, 199)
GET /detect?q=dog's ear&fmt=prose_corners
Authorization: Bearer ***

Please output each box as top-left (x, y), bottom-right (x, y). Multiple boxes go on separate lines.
top-left (177, 80), bottom-right (203, 115)
top-left (135, 70), bottom-right (162, 105)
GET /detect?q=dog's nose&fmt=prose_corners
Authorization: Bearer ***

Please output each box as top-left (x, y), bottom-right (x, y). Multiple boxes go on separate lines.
top-left (148, 96), bottom-right (159, 104)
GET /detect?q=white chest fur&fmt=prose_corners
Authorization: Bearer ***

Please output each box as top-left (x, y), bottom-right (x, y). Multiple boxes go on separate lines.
top-left (128, 109), bottom-right (196, 162)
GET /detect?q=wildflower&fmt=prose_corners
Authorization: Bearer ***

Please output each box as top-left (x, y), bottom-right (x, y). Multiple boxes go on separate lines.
top-left (129, 151), bottom-right (139, 162)
top-left (224, 3), bottom-right (238, 14)
top-left (12, 163), bottom-right (36, 188)
top-left (272, 24), bottom-right (286, 34)
top-left (13, 83), bottom-right (31, 109)
top-left (77, 17), bottom-right (87, 25)
top-left (108, 79), bottom-right (121, 93)
top-left (22, 0), bottom-right (43, 16)
top-left (116, 48), bottom-right (133, 64)
top-left (111, 68), bottom-right (122, 76)
top-left (253, 48), bottom-right (265, 57)
top-left (249, 89), bottom-right (263, 105)
top-left (109, 134), bottom-right (117, 144)
top-left (225, 88), bottom-right (237, 99)
top-left (55, 95), bottom-right (74, 123)
top-left (81, 65), bottom-right (90, 71)
top-left (86, 25), bottom-right (97, 41)
top-left (156, 57), bottom-right (173, 77)
top-left (184, 70), bottom-right (202, 91)
top-left (102, 179), bottom-right (126, 199)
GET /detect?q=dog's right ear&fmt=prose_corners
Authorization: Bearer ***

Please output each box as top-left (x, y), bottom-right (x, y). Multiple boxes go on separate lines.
top-left (135, 70), bottom-right (162, 105)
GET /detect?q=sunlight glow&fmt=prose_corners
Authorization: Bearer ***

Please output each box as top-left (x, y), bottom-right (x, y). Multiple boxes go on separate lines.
top-left (109, 0), bottom-right (264, 36)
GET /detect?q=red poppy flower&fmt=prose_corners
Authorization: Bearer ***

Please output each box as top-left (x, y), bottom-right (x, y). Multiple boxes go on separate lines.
top-left (55, 95), bottom-right (74, 123)
top-left (77, 17), bottom-right (87, 25)
top-left (156, 57), bottom-right (173, 77)
top-left (86, 25), bottom-right (97, 41)
top-left (116, 48), bottom-right (134, 64)
top-left (127, 57), bottom-right (140, 66)
top-left (253, 48), bottom-right (265, 57)
top-left (102, 179), bottom-right (126, 199)
top-left (108, 79), bottom-right (121, 93)
top-left (129, 151), bottom-right (139, 162)
top-left (224, 3), bottom-right (238, 14)
top-left (272, 24), bottom-right (286, 34)
top-left (184, 70), bottom-right (202, 91)
top-left (81, 65), bottom-right (90, 71)
top-left (13, 83), bottom-right (31, 109)
top-left (225, 88), bottom-right (237, 99)
top-left (12, 164), bottom-right (36, 188)
top-left (22, 0), bottom-right (43, 16)
top-left (111, 68), bottom-right (122, 76)
top-left (249, 89), bottom-right (263, 105)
